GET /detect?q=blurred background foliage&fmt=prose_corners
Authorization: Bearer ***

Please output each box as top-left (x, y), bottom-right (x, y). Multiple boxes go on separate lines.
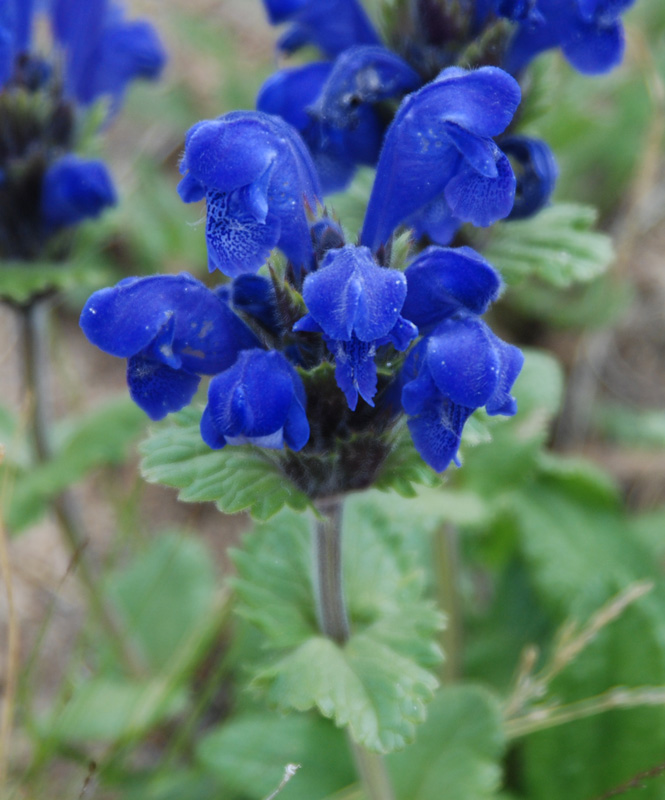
top-left (2, 1), bottom-right (665, 799)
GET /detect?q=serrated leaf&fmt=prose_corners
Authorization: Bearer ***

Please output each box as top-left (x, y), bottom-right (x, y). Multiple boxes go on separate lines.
top-left (197, 713), bottom-right (354, 800)
top-left (389, 685), bottom-right (505, 800)
top-left (483, 203), bottom-right (614, 287)
top-left (107, 533), bottom-right (219, 672)
top-left (254, 634), bottom-right (438, 752)
top-left (139, 406), bottom-right (313, 521)
top-left (232, 495), bottom-right (445, 752)
top-left (5, 395), bottom-right (146, 532)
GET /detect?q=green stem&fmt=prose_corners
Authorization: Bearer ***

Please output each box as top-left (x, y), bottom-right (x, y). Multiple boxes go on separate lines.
top-left (20, 300), bottom-right (146, 678)
top-left (313, 498), bottom-right (395, 800)
top-left (313, 498), bottom-right (350, 644)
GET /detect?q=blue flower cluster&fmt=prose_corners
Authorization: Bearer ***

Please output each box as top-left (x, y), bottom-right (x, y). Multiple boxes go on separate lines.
top-left (79, 0), bottom-right (635, 494)
top-left (81, 66), bottom-right (524, 486)
top-left (257, 0), bottom-right (633, 214)
top-left (0, 0), bottom-right (165, 262)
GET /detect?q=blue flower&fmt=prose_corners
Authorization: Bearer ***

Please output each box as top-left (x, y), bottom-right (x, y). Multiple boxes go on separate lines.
top-left (51, 0), bottom-right (166, 113)
top-left (262, 0), bottom-right (380, 57)
top-left (505, 0), bottom-right (636, 75)
top-left (257, 47), bottom-right (420, 193)
top-left (402, 316), bottom-right (523, 471)
top-left (398, 244), bottom-right (522, 471)
top-left (294, 245), bottom-right (417, 410)
top-left (501, 135), bottom-right (558, 219)
top-left (201, 348), bottom-right (310, 451)
top-left (41, 155), bottom-right (117, 229)
top-left (178, 111), bottom-right (323, 277)
top-left (402, 245), bottom-right (503, 332)
top-left (360, 66), bottom-right (521, 252)
top-left (80, 273), bottom-right (260, 420)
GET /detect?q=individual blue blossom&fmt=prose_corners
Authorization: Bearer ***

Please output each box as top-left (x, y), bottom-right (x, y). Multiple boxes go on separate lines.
top-left (473, 0), bottom-right (542, 30)
top-left (401, 245), bottom-right (503, 332)
top-left (201, 348), bottom-right (310, 451)
top-left (294, 245), bottom-right (417, 410)
top-left (80, 273), bottom-right (260, 420)
top-left (505, 0), bottom-right (636, 75)
top-left (398, 244), bottom-right (522, 471)
top-left (262, 0), bottom-right (380, 57)
top-left (360, 66), bottom-right (521, 252)
top-left (51, 0), bottom-right (166, 113)
top-left (402, 316), bottom-right (523, 471)
top-left (41, 155), bottom-right (117, 229)
top-left (501, 135), bottom-right (558, 219)
top-left (178, 111), bottom-right (323, 277)
top-left (257, 47), bottom-right (420, 193)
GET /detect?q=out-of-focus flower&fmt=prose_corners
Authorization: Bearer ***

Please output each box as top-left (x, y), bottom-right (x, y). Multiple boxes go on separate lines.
top-left (41, 155), bottom-right (117, 229)
top-left (506, 0), bottom-right (636, 75)
top-left (261, 0), bottom-right (380, 56)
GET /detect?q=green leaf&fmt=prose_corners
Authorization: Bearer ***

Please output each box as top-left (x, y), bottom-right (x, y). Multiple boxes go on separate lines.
top-left (232, 495), bottom-right (445, 752)
top-left (197, 713), bottom-right (354, 800)
top-left (0, 257), bottom-right (115, 305)
top-left (255, 635), bottom-right (438, 752)
top-left (595, 403), bottom-right (665, 449)
top-left (511, 469), bottom-right (665, 800)
top-left (482, 203), bottom-right (614, 287)
top-left (389, 685), bottom-right (505, 800)
top-left (139, 406), bottom-right (313, 521)
top-left (5, 395), bottom-right (146, 532)
top-left (42, 678), bottom-right (186, 743)
top-left (107, 533), bottom-right (220, 672)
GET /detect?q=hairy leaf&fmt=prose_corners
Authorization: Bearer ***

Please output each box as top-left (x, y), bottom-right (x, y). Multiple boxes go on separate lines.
top-left (232, 495), bottom-right (445, 752)
top-left (483, 203), bottom-right (614, 287)
top-left (140, 406), bottom-right (312, 520)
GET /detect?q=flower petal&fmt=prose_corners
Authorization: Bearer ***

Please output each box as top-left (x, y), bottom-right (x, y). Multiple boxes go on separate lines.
top-left (127, 355), bottom-right (200, 421)
top-left (444, 151), bottom-right (515, 227)
top-left (403, 246), bottom-right (502, 329)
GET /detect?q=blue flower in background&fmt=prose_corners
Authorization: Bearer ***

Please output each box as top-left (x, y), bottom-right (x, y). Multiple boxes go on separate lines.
top-left (80, 273), bottom-right (260, 420)
top-left (361, 66), bottom-right (521, 251)
top-left (178, 111), bottom-right (323, 276)
top-left (51, 0), bottom-right (166, 114)
top-left (262, 0), bottom-right (380, 56)
top-left (0, 0), bottom-right (165, 260)
top-left (201, 349), bottom-right (310, 451)
top-left (294, 245), bottom-right (417, 409)
top-left (501, 135), bottom-right (558, 220)
top-left (41, 155), bottom-right (117, 230)
top-left (506, 0), bottom-right (636, 75)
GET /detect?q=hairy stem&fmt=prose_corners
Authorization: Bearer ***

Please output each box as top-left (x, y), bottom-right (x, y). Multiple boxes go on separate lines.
top-left (313, 498), bottom-right (350, 643)
top-left (20, 300), bottom-right (146, 678)
top-left (312, 498), bottom-right (395, 800)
